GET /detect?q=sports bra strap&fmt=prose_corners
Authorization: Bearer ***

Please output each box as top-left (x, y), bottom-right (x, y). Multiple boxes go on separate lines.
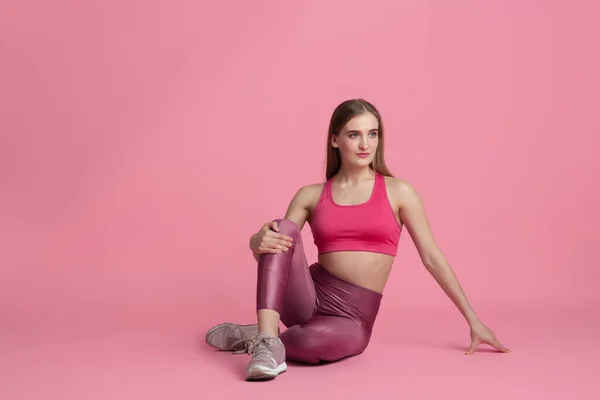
top-left (375, 173), bottom-right (384, 195)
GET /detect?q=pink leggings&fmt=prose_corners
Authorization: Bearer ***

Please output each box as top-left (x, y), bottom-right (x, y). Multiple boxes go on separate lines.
top-left (256, 219), bottom-right (383, 364)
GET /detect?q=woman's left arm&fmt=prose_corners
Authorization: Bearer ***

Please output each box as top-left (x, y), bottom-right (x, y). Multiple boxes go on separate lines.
top-left (394, 179), bottom-right (511, 355)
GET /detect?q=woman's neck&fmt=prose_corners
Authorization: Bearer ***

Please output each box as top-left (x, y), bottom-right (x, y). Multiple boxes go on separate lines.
top-left (333, 166), bottom-right (375, 185)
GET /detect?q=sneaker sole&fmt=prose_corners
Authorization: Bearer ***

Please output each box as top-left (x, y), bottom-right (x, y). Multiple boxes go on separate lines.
top-left (245, 362), bottom-right (287, 381)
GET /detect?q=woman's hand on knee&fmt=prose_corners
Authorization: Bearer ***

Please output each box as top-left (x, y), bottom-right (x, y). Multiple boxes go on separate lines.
top-left (250, 221), bottom-right (294, 254)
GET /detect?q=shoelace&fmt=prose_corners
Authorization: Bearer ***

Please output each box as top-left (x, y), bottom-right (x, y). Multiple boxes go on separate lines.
top-left (246, 337), bottom-right (275, 358)
top-left (228, 327), bottom-right (259, 355)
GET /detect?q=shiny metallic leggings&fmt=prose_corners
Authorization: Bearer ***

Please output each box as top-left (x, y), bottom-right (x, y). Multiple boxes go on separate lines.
top-left (256, 219), bottom-right (383, 364)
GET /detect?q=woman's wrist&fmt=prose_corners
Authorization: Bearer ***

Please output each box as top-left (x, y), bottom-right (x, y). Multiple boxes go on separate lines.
top-left (465, 310), bottom-right (480, 327)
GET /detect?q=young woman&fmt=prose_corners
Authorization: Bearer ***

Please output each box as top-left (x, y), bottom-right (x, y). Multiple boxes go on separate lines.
top-left (205, 99), bottom-right (511, 381)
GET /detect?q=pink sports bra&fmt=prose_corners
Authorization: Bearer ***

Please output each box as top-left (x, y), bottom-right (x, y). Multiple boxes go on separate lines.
top-left (309, 173), bottom-right (402, 256)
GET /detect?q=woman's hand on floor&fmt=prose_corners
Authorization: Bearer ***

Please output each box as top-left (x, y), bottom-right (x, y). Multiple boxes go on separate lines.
top-left (465, 319), bottom-right (511, 355)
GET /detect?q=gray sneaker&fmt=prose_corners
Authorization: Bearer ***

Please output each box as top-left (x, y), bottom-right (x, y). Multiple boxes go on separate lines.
top-left (205, 323), bottom-right (259, 354)
top-left (245, 332), bottom-right (287, 380)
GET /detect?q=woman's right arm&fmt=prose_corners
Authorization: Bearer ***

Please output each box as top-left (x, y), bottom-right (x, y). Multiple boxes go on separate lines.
top-left (249, 185), bottom-right (316, 262)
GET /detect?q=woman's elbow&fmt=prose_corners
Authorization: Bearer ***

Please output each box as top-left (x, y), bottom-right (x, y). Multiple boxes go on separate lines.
top-left (422, 250), bottom-right (446, 270)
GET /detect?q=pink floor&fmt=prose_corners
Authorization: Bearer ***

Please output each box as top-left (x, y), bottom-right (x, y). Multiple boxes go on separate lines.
top-left (2, 306), bottom-right (598, 399)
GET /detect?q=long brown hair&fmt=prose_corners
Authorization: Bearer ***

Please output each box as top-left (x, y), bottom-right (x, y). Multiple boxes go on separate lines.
top-left (325, 98), bottom-right (395, 180)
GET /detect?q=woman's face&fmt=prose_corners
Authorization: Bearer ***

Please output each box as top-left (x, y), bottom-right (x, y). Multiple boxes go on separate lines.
top-left (332, 112), bottom-right (379, 168)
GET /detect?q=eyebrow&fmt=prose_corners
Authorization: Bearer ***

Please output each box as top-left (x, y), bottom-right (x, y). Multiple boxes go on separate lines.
top-left (346, 129), bottom-right (379, 133)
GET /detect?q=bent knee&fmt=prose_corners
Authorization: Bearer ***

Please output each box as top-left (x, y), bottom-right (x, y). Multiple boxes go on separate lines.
top-left (272, 218), bottom-right (301, 237)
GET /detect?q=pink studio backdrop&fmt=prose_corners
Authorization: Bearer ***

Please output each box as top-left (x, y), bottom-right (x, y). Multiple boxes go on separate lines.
top-left (1, 0), bottom-right (599, 339)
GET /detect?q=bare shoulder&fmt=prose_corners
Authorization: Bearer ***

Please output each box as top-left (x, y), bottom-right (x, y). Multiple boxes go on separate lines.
top-left (283, 181), bottom-right (326, 228)
top-left (383, 176), bottom-right (421, 207)
top-left (293, 182), bottom-right (326, 208)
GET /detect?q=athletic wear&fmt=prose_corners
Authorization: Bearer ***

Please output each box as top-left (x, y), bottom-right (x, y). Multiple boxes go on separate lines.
top-left (309, 173), bottom-right (402, 256)
top-left (256, 218), bottom-right (383, 365)
top-left (207, 174), bottom-right (401, 377)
